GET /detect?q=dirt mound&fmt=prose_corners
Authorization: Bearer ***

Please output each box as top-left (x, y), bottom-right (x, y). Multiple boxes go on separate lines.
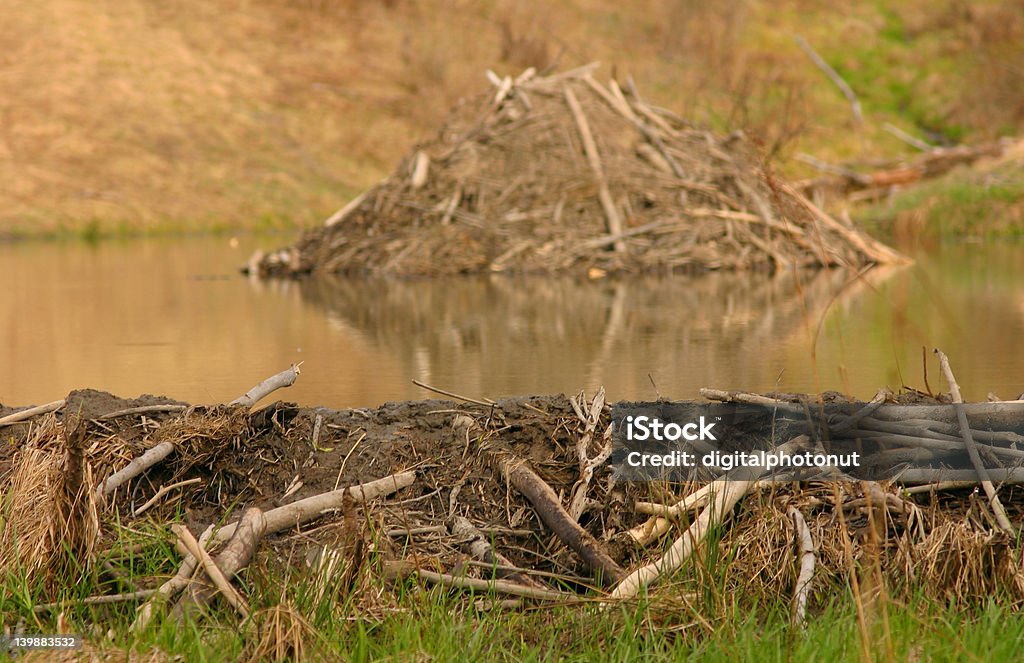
top-left (248, 64), bottom-right (906, 278)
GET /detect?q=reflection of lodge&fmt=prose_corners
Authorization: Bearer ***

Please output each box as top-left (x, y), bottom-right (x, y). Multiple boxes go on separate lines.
top-left (296, 266), bottom-right (903, 398)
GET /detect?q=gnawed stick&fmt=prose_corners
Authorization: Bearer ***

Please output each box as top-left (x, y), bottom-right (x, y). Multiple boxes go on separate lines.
top-left (788, 506), bottom-right (816, 628)
top-left (449, 516), bottom-right (545, 590)
top-left (493, 451), bottom-right (625, 585)
top-left (172, 508), bottom-right (266, 621)
top-left (209, 471), bottom-right (416, 546)
top-left (171, 522), bottom-right (251, 619)
top-left (231, 363), bottom-right (302, 408)
top-left (934, 349), bottom-right (1015, 535)
top-left (383, 561), bottom-right (575, 602)
top-left (610, 439), bottom-right (804, 601)
top-left (134, 478), bottom-right (202, 517)
top-left (0, 400), bottom-right (65, 427)
top-left (133, 524), bottom-right (213, 631)
top-left (100, 441), bottom-right (176, 500)
top-left (628, 483), bottom-right (716, 546)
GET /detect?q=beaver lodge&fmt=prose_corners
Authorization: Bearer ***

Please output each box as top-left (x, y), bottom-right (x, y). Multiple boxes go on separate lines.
top-left (248, 64), bottom-right (907, 278)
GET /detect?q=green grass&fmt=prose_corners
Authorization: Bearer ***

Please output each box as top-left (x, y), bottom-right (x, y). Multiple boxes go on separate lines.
top-left (3, 522), bottom-right (1023, 662)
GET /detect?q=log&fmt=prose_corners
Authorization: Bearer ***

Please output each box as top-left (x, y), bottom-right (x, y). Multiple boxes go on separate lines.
top-left (494, 452), bottom-right (625, 585)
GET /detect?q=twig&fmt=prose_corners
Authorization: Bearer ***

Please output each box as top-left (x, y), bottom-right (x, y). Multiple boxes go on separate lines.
top-left (934, 349), bottom-right (1015, 535)
top-left (383, 562), bottom-right (575, 602)
top-left (230, 363), bottom-right (302, 408)
top-left (563, 85), bottom-right (626, 252)
top-left (34, 589), bottom-right (157, 613)
top-left (0, 400), bottom-right (65, 427)
top-left (450, 516), bottom-right (545, 589)
top-left (794, 35), bottom-right (862, 126)
top-left (98, 404), bottom-right (187, 420)
top-left (134, 478), bottom-right (203, 517)
top-left (789, 506), bottom-right (816, 628)
top-left (411, 379), bottom-right (495, 406)
top-left (172, 524), bottom-right (250, 619)
top-left (883, 123), bottom-right (932, 151)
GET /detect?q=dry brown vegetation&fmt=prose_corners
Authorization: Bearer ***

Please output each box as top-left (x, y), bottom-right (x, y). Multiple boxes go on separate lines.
top-left (2, 0), bottom-right (1023, 237)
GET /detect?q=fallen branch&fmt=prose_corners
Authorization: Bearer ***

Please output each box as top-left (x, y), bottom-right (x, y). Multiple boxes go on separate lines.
top-left (494, 451), bottom-right (625, 585)
top-left (172, 523), bottom-right (251, 619)
top-left (172, 508), bottom-right (267, 620)
top-left (133, 524), bottom-right (213, 631)
top-left (934, 349), bottom-right (1014, 535)
top-left (0, 400), bottom-right (65, 427)
top-left (794, 34), bottom-right (862, 126)
top-left (230, 363), bottom-right (302, 408)
top-left (33, 589), bottom-right (157, 613)
top-left (567, 388), bottom-right (611, 521)
top-left (789, 506), bottom-right (816, 628)
top-left (383, 561), bottom-right (575, 602)
top-left (209, 471), bottom-right (416, 546)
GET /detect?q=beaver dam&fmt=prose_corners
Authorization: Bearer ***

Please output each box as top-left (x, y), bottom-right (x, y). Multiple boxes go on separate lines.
top-left (247, 65), bottom-right (907, 278)
top-left (2, 351), bottom-right (1023, 657)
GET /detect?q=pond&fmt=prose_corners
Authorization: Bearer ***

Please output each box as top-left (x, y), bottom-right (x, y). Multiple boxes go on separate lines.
top-left (2, 236), bottom-right (1022, 408)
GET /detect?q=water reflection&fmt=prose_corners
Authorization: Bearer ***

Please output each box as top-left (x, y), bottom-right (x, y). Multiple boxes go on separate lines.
top-left (1, 237), bottom-right (1022, 408)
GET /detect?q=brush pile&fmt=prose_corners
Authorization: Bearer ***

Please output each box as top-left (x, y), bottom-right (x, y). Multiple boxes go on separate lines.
top-left (2, 360), bottom-right (1023, 648)
top-left (248, 64), bottom-right (905, 278)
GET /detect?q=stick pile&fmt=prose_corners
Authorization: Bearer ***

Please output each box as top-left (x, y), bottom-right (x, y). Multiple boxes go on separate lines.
top-left (248, 64), bottom-right (906, 278)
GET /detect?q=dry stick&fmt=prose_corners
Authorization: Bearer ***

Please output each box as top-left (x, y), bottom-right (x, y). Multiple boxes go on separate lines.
top-left (628, 484), bottom-right (714, 546)
top-left (495, 453), bottom-right (625, 585)
top-left (882, 122), bottom-right (933, 151)
top-left (383, 562), bottom-right (574, 602)
top-left (323, 190), bottom-right (368, 227)
top-left (133, 524), bottom-right (213, 631)
top-left (794, 35), bottom-right (862, 126)
top-left (98, 404), bottom-right (187, 420)
top-left (172, 524), bottom-right (250, 619)
top-left (609, 439), bottom-right (803, 601)
top-left (789, 506), bottom-right (816, 628)
top-left (450, 517), bottom-right (545, 589)
top-left (568, 389), bottom-right (608, 521)
top-left (173, 508), bottom-right (267, 620)
top-left (230, 363), bottom-right (302, 408)
top-left (101, 365), bottom-right (304, 500)
top-left (411, 379), bottom-right (495, 406)
top-left (934, 349), bottom-right (1015, 535)
top-left (134, 478), bottom-right (203, 517)
top-left (0, 399), bottom-right (65, 427)
top-left (563, 85), bottom-right (626, 252)
top-left (699, 388), bottom-right (789, 405)
top-left (209, 471), bottom-right (416, 546)
top-left (34, 589), bottom-right (157, 613)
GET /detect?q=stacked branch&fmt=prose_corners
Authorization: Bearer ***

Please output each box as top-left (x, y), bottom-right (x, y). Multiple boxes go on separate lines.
top-left (249, 64), bottom-right (906, 278)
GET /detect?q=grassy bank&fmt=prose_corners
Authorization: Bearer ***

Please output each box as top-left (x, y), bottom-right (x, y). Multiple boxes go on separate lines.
top-left (2, 522), bottom-right (1021, 662)
top-left (3, 1), bottom-right (1023, 239)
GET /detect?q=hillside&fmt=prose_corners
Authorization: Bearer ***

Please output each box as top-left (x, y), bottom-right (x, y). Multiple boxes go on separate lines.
top-left (2, 0), bottom-right (1022, 238)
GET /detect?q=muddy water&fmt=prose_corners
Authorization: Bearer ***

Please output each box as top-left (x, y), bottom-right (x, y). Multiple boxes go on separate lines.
top-left (2, 236), bottom-right (1022, 408)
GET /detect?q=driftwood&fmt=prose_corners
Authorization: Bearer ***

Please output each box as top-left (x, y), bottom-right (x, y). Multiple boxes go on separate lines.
top-left (0, 399), bottom-right (65, 427)
top-left (493, 450), bottom-right (625, 585)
